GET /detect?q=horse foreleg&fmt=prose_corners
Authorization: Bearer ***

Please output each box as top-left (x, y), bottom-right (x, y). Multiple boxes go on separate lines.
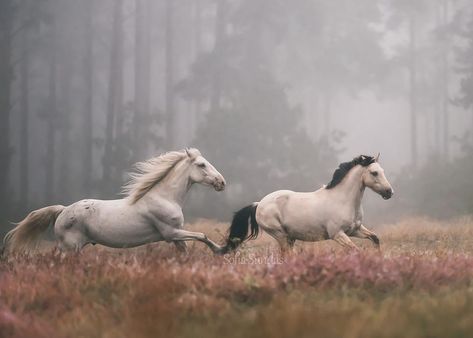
top-left (351, 224), bottom-right (380, 249)
top-left (333, 231), bottom-right (359, 251)
top-left (277, 237), bottom-right (295, 256)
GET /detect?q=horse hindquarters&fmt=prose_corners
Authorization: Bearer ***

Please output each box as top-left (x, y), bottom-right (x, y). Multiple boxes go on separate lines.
top-left (54, 205), bottom-right (91, 251)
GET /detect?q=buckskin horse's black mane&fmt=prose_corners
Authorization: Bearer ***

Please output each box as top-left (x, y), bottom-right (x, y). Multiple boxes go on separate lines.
top-left (325, 155), bottom-right (375, 189)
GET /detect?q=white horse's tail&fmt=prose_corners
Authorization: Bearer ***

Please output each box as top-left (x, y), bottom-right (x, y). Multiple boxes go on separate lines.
top-left (3, 205), bottom-right (65, 254)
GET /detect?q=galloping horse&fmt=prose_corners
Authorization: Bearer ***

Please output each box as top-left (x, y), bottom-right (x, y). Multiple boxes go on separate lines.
top-left (221, 154), bottom-right (393, 253)
top-left (4, 148), bottom-right (226, 254)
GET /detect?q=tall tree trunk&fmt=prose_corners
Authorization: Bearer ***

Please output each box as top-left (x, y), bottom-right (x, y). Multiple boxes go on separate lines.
top-left (409, 14), bottom-right (418, 169)
top-left (114, 12), bottom-right (124, 170)
top-left (45, 14), bottom-right (58, 203)
top-left (83, 0), bottom-right (94, 195)
top-left (210, 0), bottom-right (227, 113)
top-left (19, 19), bottom-right (30, 209)
top-left (59, 56), bottom-right (72, 200)
top-left (165, 0), bottom-right (175, 149)
top-left (306, 89), bottom-right (319, 141)
top-left (471, 106), bottom-right (473, 134)
top-left (434, 1), bottom-right (442, 155)
top-left (324, 90), bottom-right (332, 137)
top-left (191, 0), bottom-right (202, 136)
top-left (102, 0), bottom-right (124, 196)
top-left (134, 0), bottom-right (151, 159)
top-left (0, 1), bottom-right (13, 215)
top-left (441, 0), bottom-right (449, 160)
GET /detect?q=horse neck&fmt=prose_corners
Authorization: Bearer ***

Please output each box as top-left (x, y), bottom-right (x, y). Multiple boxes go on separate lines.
top-left (147, 160), bottom-right (192, 206)
top-left (332, 165), bottom-right (365, 209)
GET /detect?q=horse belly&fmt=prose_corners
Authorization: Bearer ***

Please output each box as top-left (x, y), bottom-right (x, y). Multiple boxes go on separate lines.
top-left (60, 199), bottom-right (163, 248)
top-left (85, 207), bottom-right (164, 248)
top-left (284, 223), bottom-right (329, 242)
top-left (89, 223), bottom-right (163, 248)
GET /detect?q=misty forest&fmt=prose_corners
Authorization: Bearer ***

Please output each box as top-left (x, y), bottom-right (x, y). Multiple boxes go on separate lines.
top-left (5, 1), bottom-right (473, 337)
top-left (1, 0), bottom-right (473, 230)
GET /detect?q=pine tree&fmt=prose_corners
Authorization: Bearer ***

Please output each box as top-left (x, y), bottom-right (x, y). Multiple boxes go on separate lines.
top-left (180, 0), bottom-right (338, 218)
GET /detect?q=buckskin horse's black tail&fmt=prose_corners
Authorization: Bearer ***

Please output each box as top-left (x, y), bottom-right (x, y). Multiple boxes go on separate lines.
top-left (220, 203), bottom-right (259, 254)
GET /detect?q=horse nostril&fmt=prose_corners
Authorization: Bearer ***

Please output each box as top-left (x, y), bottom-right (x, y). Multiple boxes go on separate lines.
top-left (214, 178), bottom-right (225, 190)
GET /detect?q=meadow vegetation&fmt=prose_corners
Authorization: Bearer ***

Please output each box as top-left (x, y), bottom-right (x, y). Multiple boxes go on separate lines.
top-left (2, 217), bottom-right (473, 338)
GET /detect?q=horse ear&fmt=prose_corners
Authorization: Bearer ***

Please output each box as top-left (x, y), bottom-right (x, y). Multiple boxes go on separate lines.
top-left (185, 147), bottom-right (199, 160)
top-left (375, 152), bottom-right (380, 161)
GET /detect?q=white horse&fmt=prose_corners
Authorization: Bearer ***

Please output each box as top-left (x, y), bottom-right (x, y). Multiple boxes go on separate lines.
top-left (3, 148), bottom-right (226, 254)
top-left (221, 154), bottom-right (393, 253)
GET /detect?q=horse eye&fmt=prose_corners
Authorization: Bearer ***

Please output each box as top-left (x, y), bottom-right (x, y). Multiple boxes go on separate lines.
top-left (371, 171), bottom-right (378, 177)
top-left (197, 163), bottom-right (206, 168)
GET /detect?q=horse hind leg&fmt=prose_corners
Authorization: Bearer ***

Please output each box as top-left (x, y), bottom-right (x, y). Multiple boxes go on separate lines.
top-left (161, 228), bottom-right (222, 254)
top-left (55, 223), bottom-right (88, 253)
top-left (333, 231), bottom-right (359, 251)
top-left (56, 234), bottom-right (87, 253)
top-left (173, 241), bottom-right (188, 254)
top-left (263, 227), bottom-right (295, 255)
top-left (280, 237), bottom-right (295, 255)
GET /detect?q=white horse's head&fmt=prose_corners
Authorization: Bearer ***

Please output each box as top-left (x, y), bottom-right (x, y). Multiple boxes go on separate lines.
top-left (361, 153), bottom-right (394, 200)
top-left (186, 148), bottom-right (226, 191)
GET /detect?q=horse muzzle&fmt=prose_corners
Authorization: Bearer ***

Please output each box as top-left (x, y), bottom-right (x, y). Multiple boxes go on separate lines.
top-left (213, 178), bottom-right (226, 191)
top-left (381, 188), bottom-right (393, 200)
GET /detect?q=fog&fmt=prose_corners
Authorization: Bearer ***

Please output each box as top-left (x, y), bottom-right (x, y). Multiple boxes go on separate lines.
top-left (1, 0), bottom-right (473, 229)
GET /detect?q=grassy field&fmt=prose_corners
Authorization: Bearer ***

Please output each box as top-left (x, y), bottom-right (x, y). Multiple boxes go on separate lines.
top-left (2, 217), bottom-right (473, 338)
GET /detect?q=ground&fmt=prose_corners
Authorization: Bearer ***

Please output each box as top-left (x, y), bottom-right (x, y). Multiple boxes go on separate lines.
top-left (2, 217), bottom-right (473, 338)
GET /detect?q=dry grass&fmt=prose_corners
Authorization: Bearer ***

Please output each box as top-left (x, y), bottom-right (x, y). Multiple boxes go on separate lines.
top-left (2, 217), bottom-right (473, 338)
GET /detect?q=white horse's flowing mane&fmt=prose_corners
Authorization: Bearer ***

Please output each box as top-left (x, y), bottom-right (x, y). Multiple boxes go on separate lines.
top-left (122, 148), bottom-right (201, 204)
